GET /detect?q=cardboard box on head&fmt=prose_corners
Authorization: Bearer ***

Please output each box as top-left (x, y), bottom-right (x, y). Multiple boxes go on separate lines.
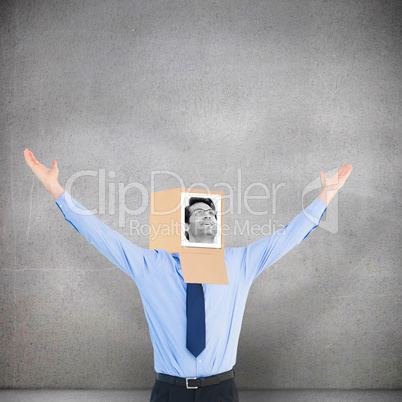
top-left (150, 188), bottom-right (228, 285)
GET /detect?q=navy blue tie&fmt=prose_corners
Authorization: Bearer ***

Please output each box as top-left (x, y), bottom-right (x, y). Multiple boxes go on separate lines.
top-left (186, 283), bottom-right (206, 357)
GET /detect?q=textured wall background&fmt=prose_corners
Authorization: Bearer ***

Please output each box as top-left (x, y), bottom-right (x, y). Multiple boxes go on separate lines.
top-left (1, 0), bottom-right (401, 390)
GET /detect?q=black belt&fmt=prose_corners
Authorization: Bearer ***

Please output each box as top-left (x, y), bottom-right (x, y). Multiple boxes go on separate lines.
top-left (156, 369), bottom-right (235, 389)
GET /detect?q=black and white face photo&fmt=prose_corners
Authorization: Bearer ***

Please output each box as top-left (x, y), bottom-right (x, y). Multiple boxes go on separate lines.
top-left (181, 193), bottom-right (222, 248)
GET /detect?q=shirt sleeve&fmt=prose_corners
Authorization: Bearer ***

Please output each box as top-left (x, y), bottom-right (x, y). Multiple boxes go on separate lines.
top-left (241, 198), bottom-right (327, 283)
top-left (55, 191), bottom-right (160, 283)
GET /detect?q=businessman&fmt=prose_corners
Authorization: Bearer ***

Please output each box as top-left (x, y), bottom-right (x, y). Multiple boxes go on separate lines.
top-left (24, 148), bottom-right (352, 402)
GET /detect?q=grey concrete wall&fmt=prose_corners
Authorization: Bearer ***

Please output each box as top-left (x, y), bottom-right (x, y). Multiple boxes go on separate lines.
top-left (1, 0), bottom-right (401, 390)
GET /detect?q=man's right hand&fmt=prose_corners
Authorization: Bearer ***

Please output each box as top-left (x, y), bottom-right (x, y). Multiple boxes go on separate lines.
top-left (24, 148), bottom-right (65, 200)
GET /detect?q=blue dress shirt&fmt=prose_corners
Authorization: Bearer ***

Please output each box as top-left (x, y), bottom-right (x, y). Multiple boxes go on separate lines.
top-left (55, 192), bottom-right (327, 378)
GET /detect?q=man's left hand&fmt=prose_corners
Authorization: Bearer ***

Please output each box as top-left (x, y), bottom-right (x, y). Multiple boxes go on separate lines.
top-left (320, 164), bottom-right (353, 192)
top-left (318, 164), bottom-right (353, 206)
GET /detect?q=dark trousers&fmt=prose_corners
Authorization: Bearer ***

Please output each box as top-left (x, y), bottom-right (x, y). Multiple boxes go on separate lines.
top-left (150, 378), bottom-right (239, 402)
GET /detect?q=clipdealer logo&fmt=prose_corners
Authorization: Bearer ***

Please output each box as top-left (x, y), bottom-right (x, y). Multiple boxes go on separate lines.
top-left (62, 168), bottom-right (337, 236)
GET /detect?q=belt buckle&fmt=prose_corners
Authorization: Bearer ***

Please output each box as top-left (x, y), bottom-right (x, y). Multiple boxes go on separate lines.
top-left (186, 377), bottom-right (198, 389)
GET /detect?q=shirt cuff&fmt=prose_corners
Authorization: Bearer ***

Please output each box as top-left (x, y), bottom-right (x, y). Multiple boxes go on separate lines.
top-left (303, 198), bottom-right (327, 226)
top-left (55, 191), bottom-right (92, 217)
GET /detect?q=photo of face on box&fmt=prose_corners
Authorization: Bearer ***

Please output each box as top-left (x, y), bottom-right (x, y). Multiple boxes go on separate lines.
top-left (182, 194), bottom-right (222, 249)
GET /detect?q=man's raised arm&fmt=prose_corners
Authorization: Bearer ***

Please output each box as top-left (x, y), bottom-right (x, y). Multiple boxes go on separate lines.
top-left (23, 148), bottom-right (161, 283)
top-left (239, 164), bottom-right (353, 284)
